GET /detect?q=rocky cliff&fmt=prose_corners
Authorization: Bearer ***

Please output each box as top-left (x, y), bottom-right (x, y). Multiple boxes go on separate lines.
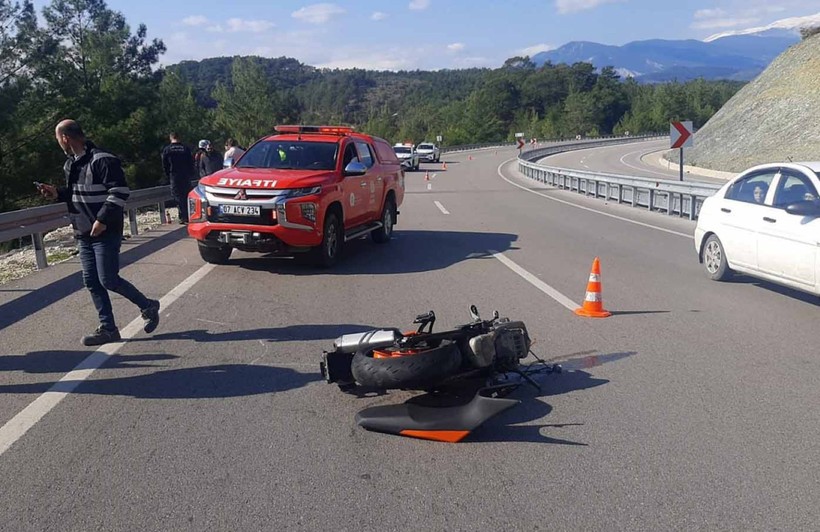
top-left (668, 33), bottom-right (820, 172)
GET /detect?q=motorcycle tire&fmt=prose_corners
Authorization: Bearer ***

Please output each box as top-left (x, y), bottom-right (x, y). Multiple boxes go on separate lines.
top-left (351, 340), bottom-right (461, 390)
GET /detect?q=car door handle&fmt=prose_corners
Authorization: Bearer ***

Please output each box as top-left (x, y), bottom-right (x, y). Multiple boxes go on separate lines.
top-left (763, 217), bottom-right (777, 223)
top-left (360, 182), bottom-right (368, 188)
top-left (720, 208), bottom-right (731, 213)
top-left (377, 176), bottom-right (383, 181)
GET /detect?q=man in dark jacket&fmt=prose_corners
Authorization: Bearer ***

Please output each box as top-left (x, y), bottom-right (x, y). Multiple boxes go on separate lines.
top-left (161, 132), bottom-right (195, 223)
top-left (38, 119), bottom-right (160, 346)
top-left (198, 140), bottom-right (223, 177)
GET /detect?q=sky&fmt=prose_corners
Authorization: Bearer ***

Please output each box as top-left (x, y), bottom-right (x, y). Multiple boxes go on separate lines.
top-left (30, 0), bottom-right (820, 70)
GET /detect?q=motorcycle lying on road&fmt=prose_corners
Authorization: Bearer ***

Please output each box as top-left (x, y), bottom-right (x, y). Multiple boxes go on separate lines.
top-left (320, 306), bottom-right (561, 442)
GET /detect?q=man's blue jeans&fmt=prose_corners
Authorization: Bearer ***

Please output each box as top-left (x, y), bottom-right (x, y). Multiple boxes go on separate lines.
top-left (78, 232), bottom-right (150, 330)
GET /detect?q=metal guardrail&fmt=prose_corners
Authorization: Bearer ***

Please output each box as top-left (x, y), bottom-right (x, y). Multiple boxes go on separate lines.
top-left (0, 185), bottom-right (174, 270)
top-left (440, 134), bottom-right (642, 154)
top-left (517, 136), bottom-right (723, 220)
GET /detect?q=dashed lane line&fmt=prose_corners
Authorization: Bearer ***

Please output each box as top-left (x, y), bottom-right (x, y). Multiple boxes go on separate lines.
top-left (434, 201), bottom-right (450, 214)
top-left (491, 251), bottom-right (579, 313)
top-left (0, 263), bottom-right (216, 457)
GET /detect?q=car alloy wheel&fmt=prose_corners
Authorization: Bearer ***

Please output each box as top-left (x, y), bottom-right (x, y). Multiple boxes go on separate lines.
top-left (704, 239), bottom-right (722, 274)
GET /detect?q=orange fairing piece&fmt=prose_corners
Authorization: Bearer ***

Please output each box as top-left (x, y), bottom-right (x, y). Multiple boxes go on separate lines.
top-left (399, 430), bottom-right (471, 443)
top-left (373, 347), bottom-right (421, 359)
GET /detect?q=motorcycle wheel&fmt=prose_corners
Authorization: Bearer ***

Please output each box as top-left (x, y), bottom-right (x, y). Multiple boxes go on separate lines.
top-left (351, 340), bottom-right (461, 390)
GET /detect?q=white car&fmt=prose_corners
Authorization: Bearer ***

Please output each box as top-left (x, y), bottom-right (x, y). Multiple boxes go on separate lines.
top-left (393, 143), bottom-right (419, 171)
top-left (694, 162), bottom-right (820, 296)
top-left (416, 142), bottom-right (440, 163)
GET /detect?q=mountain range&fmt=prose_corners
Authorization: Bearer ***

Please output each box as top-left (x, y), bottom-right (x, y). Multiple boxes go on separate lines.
top-left (530, 13), bottom-right (820, 82)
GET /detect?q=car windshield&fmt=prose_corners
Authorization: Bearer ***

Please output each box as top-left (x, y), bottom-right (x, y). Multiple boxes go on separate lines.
top-left (236, 140), bottom-right (338, 170)
top-left (394, 146), bottom-right (411, 154)
top-left (418, 144), bottom-right (433, 150)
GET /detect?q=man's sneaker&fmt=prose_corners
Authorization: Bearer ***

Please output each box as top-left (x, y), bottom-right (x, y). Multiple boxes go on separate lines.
top-left (142, 299), bottom-right (161, 333)
top-left (82, 326), bottom-right (121, 346)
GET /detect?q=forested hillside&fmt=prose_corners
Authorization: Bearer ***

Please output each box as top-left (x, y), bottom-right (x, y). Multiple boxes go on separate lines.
top-left (1, 0), bottom-right (744, 214)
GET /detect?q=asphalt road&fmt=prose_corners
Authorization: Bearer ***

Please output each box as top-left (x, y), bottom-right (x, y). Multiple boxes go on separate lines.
top-left (543, 138), bottom-right (731, 184)
top-left (0, 145), bottom-right (818, 531)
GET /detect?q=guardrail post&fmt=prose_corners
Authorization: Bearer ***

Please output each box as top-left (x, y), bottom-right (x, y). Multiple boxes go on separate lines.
top-left (33, 232), bottom-right (48, 270)
top-left (667, 193), bottom-right (673, 215)
top-left (689, 195), bottom-right (696, 220)
top-left (128, 209), bottom-right (139, 236)
top-left (631, 186), bottom-right (636, 207)
top-left (159, 202), bottom-right (168, 224)
top-left (649, 189), bottom-right (655, 211)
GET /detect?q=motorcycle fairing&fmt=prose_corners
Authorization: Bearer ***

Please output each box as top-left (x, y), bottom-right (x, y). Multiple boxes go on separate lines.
top-left (354, 384), bottom-right (520, 443)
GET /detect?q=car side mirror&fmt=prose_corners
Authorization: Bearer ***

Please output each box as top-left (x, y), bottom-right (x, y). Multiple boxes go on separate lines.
top-left (785, 200), bottom-right (820, 216)
top-left (344, 161), bottom-right (367, 176)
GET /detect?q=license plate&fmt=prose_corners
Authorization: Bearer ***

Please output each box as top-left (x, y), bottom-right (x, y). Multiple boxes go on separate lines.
top-left (220, 204), bottom-right (260, 216)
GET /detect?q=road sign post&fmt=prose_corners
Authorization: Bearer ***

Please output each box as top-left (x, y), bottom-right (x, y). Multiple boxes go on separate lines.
top-left (515, 132), bottom-right (525, 153)
top-left (670, 121), bottom-right (694, 182)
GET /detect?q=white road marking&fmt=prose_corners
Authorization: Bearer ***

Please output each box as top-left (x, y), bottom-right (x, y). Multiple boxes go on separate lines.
top-left (497, 158), bottom-right (693, 239)
top-left (0, 263), bottom-right (216, 457)
top-left (618, 146), bottom-right (687, 179)
top-left (427, 183), bottom-right (432, 190)
top-left (491, 251), bottom-right (578, 312)
top-left (434, 201), bottom-right (450, 215)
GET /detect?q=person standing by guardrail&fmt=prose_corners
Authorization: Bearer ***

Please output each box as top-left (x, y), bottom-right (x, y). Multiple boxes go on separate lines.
top-left (198, 140), bottom-right (223, 177)
top-left (161, 132), bottom-right (196, 224)
top-left (36, 119), bottom-right (160, 346)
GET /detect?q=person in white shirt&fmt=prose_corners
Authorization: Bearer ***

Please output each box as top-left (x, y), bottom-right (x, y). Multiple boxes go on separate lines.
top-left (223, 138), bottom-right (246, 167)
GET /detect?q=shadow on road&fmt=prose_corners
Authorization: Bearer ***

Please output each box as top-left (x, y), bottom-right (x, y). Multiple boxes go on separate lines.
top-left (129, 323), bottom-right (376, 343)
top-left (727, 275), bottom-right (819, 305)
top-left (0, 350), bottom-right (177, 374)
top-left (0, 360), bottom-right (319, 399)
top-left (470, 368), bottom-right (610, 445)
top-left (373, 350), bottom-right (636, 445)
top-left (230, 230), bottom-right (519, 276)
top-left (0, 229), bottom-right (187, 333)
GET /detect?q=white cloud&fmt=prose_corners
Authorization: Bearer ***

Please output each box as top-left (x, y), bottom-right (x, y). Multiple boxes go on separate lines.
top-left (519, 43), bottom-right (555, 56)
top-left (182, 15), bottom-right (208, 27)
top-left (292, 3), bottom-right (346, 24)
top-left (694, 8), bottom-right (726, 20)
top-left (447, 42), bottom-right (465, 53)
top-left (371, 11), bottom-right (388, 21)
top-left (409, 0), bottom-right (431, 11)
top-left (226, 18), bottom-right (275, 32)
top-left (554, 0), bottom-right (623, 14)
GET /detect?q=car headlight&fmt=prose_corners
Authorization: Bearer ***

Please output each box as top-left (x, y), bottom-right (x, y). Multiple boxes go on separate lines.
top-left (283, 186), bottom-right (321, 198)
top-left (189, 185), bottom-right (208, 222)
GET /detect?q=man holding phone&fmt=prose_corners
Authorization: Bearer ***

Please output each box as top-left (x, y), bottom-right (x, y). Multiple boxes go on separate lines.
top-left (37, 119), bottom-right (160, 346)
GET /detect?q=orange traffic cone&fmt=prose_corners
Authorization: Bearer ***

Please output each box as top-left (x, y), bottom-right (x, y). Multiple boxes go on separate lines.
top-left (468, 155), bottom-right (473, 161)
top-left (574, 257), bottom-right (611, 318)
top-left (424, 170), bottom-right (430, 181)
top-left (442, 161), bottom-right (447, 170)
